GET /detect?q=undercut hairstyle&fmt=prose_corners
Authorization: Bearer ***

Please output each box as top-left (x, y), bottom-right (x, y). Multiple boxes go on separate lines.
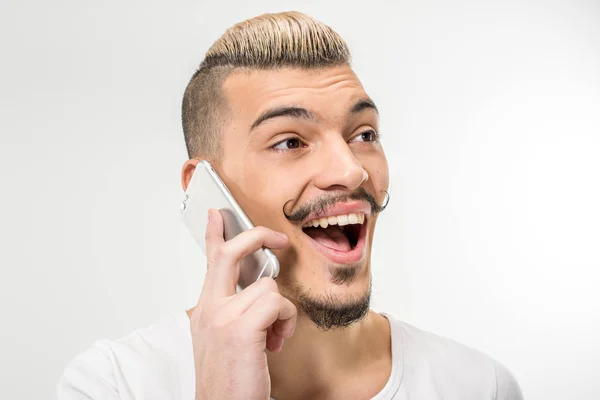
top-left (181, 11), bottom-right (351, 161)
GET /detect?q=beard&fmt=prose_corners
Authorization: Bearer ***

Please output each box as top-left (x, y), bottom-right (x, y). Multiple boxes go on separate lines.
top-left (283, 271), bottom-right (372, 331)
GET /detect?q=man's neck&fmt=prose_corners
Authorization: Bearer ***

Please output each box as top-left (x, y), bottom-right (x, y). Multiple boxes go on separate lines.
top-left (267, 310), bottom-right (392, 400)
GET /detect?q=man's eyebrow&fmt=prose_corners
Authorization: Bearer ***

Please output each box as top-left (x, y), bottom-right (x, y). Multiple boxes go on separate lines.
top-left (250, 106), bottom-right (317, 131)
top-left (350, 98), bottom-right (379, 115)
top-left (250, 99), bottom-right (378, 131)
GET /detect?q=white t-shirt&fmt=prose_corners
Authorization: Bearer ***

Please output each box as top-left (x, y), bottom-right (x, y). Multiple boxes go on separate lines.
top-left (57, 311), bottom-right (523, 400)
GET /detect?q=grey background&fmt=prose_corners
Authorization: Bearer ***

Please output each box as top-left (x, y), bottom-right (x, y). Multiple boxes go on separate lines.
top-left (1, 0), bottom-right (599, 399)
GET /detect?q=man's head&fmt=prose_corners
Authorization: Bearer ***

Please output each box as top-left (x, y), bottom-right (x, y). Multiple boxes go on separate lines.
top-left (181, 12), bottom-right (389, 330)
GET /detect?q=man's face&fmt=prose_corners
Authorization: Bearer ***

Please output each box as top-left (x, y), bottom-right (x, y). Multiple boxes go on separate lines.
top-left (215, 65), bottom-right (389, 323)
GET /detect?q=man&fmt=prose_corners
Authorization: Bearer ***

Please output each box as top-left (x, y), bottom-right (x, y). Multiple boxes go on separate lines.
top-left (58, 11), bottom-right (523, 400)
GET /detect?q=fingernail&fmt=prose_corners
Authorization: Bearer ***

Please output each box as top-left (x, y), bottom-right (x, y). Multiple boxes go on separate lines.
top-left (277, 232), bottom-right (288, 240)
top-left (207, 209), bottom-right (213, 223)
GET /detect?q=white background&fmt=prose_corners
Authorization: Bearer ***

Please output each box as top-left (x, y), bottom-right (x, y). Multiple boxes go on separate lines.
top-left (1, 0), bottom-right (599, 399)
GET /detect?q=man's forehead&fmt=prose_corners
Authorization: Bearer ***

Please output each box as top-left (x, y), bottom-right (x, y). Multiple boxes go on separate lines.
top-left (222, 65), bottom-right (369, 119)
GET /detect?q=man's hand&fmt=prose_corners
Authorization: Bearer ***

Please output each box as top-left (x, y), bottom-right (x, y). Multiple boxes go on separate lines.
top-left (190, 209), bottom-right (297, 400)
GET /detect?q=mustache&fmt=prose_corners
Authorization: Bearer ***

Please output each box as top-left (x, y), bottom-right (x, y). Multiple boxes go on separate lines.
top-left (283, 187), bottom-right (386, 222)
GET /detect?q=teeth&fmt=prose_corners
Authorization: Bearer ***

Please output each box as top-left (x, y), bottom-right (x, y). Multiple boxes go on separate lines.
top-left (337, 214), bottom-right (349, 226)
top-left (348, 213), bottom-right (358, 224)
top-left (302, 212), bottom-right (366, 228)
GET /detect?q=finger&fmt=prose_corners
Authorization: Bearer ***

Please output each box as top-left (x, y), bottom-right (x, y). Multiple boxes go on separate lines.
top-left (224, 277), bottom-right (279, 316)
top-left (209, 228), bottom-right (288, 297)
top-left (243, 292), bottom-right (297, 340)
top-left (266, 325), bottom-right (285, 353)
top-left (220, 227), bottom-right (288, 264)
top-left (204, 209), bottom-right (225, 264)
top-left (199, 277), bottom-right (278, 319)
top-left (199, 209), bottom-right (230, 304)
top-left (271, 317), bottom-right (295, 339)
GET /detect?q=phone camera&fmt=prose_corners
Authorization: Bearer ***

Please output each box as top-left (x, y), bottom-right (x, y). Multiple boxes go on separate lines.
top-left (180, 194), bottom-right (189, 211)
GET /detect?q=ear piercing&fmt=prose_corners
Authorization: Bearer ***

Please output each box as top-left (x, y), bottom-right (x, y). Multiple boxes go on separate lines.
top-left (380, 191), bottom-right (390, 212)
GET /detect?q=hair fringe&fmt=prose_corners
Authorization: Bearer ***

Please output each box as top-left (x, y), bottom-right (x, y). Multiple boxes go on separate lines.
top-left (201, 11), bottom-right (350, 70)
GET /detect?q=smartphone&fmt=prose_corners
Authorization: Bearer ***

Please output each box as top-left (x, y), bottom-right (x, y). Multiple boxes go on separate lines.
top-left (180, 160), bottom-right (280, 291)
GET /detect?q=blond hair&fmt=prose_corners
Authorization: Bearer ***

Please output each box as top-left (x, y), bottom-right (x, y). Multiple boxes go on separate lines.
top-left (181, 11), bottom-right (351, 160)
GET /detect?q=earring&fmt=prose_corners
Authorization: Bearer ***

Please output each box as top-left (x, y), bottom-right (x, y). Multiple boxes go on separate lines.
top-left (282, 199), bottom-right (295, 218)
top-left (381, 191), bottom-right (390, 211)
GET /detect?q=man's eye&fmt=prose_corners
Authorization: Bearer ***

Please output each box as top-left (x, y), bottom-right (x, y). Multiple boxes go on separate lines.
top-left (271, 138), bottom-right (303, 151)
top-left (351, 130), bottom-right (379, 143)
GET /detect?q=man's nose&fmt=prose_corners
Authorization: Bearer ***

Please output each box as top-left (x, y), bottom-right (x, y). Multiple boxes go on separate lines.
top-left (313, 137), bottom-right (368, 191)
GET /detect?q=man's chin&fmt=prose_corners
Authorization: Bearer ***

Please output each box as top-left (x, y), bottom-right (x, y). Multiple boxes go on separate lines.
top-left (283, 277), bottom-right (372, 331)
top-left (327, 261), bottom-right (365, 286)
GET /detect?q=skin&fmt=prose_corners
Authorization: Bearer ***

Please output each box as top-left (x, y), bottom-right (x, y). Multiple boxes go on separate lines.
top-left (182, 65), bottom-right (391, 399)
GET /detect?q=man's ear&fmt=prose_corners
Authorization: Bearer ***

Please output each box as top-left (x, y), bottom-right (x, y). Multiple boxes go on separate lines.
top-left (181, 159), bottom-right (200, 191)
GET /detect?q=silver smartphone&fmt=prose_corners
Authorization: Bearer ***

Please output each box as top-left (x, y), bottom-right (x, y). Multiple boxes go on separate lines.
top-left (180, 160), bottom-right (280, 291)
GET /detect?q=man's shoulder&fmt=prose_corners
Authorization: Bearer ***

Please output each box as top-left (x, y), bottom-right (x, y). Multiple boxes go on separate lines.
top-left (57, 312), bottom-right (193, 399)
top-left (384, 314), bottom-right (523, 400)
top-left (75, 311), bottom-right (191, 365)
top-left (389, 315), bottom-right (497, 367)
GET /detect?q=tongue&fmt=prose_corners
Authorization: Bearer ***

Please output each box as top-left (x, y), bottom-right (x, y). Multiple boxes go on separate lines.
top-left (304, 226), bottom-right (351, 252)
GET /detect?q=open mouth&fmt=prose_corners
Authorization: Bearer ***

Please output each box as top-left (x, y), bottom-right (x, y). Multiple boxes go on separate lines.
top-left (300, 212), bottom-right (367, 264)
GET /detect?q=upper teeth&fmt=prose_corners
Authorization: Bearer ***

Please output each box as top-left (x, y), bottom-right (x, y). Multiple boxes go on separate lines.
top-left (302, 212), bottom-right (366, 228)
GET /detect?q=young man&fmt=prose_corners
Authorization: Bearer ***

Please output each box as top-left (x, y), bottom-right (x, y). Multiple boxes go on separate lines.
top-left (58, 11), bottom-right (523, 400)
